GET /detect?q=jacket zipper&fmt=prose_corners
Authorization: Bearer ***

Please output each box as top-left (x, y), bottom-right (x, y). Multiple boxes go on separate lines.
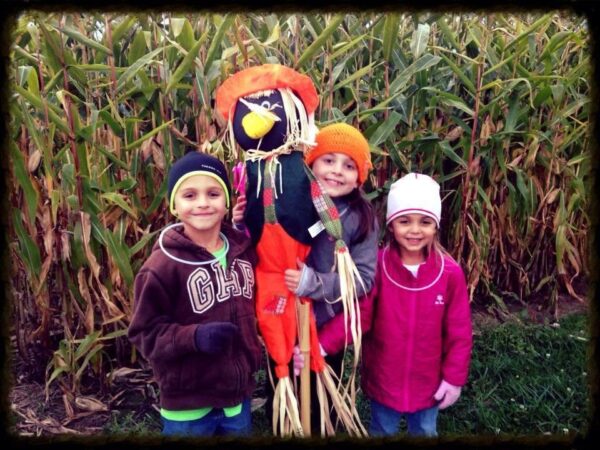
top-left (403, 288), bottom-right (417, 410)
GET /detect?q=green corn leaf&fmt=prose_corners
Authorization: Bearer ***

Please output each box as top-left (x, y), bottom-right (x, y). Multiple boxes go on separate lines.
top-left (170, 18), bottom-right (186, 38)
top-left (389, 53), bottom-right (442, 96)
top-left (96, 145), bottom-right (129, 170)
top-left (111, 16), bottom-right (138, 43)
top-left (438, 140), bottom-right (467, 169)
top-left (204, 14), bottom-right (236, 75)
top-left (14, 85), bottom-right (70, 134)
top-left (21, 104), bottom-right (45, 162)
top-left (477, 184), bottom-right (494, 213)
top-left (249, 37), bottom-right (268, 64)
top-left (541, 31), bottom-right (573, 60)
top-left (145, 179), bottom-right (168, 216)
top-left (99, 328), bottom-right (129, 340)
top-left (495, 147), bottom-right (507, 178)
top-left (74, 330), bottom-right (102, 360)
top-left (178, 19), bottom-right (196, 51)
top-left (124, 119), bottom-right (175, 151)
top-left (101, 192), bottom-right (138, 219)
top-left (16, 65), bottom-right (30, 86)
top-left (12, 209), bottom-right (42, 281)
top-left (436, 16), bottom-right (460, 50)
top-left (505, 14), bottom-right (552, 51)
top-left (330, 34), bottom-right (367, 60)
top-left (552, 98), bottom-right (589, 126)
top-left (117, 46), bottom-right (167, 91)
top-left (369, 111), bottom-right (402, 146)
top-left (13, 44), bottom-right (40, 65)
top-left (102, 227), bottom-right (134, 288)
top-left (43, 70), bottom-right (64, 94)
top-left (330, 56), bottom-right (351, 86)
top-left (567, 153), bottom-right (589, 167)
top-left (128, 30), bottom-right (148, 66)
top-left (438, 52), bottom-right (476, 95)
top-left (58, 26), bottom-right (112, 54)
top-left (514, 169), bottom-right (530, 212)
top-left (130, 230), bottom-right (160, 256)
top-left (10, 141), bottom-right (39, 224)
top-left (555, 225), bottom-right (566, 274)
top-left (263, 22), bottom-right (281, 46)
top-left (296, 15), bottom-right (345, 68)
top-left (410, 23), bottom-right (430, 60)
top-left (421, 87), bottom-right (475, 116)
top-left (46, 366), bottom-right (69, 394)
top-left (38, 21), bottom-right (65, 66)
top-left (483, 53), bottom-right (517, 77)
top-left (305, 15), bottom-right (323, 38)
top-left (75, 343), bottom-right (105, 380)
top-left (333, 61), bottom-right (377, 91)
top-left (382, 14), bottom-right (400, 63)
top-left (99, 109), bottom-right (124, 136)
top-left (26, 65), bottom-right (40, 97)
top-left (504, 94), bottom-right (521, 133)
top-left (167, 31), bottom-right (209, 93)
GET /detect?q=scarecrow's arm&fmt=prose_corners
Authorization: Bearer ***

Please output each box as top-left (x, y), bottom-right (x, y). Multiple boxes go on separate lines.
top-left (128, 269), bottom-right (197, 363)
top-left (295, 218), bottom-right (379, 301)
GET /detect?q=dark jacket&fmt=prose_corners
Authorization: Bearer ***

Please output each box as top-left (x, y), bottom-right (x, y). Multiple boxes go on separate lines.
top-left (244, 151), bottom-right (320, 245)
top-left (128, 222), bottom-right (262, 410)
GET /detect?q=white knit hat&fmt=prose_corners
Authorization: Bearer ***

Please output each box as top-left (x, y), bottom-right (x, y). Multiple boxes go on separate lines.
top-left (386, 173), bottom-right (441, 226)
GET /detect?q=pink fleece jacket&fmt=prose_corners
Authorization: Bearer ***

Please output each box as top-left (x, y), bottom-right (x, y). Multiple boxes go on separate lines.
top-left (319, 244), bottom-right (473, 413)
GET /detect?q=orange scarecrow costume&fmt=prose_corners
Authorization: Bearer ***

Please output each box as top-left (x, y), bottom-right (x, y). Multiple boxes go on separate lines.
top-left (216, 65), bottom-right (365, 437)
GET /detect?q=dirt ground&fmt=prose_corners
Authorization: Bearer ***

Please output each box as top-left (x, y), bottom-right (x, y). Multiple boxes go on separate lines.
top-left (6, 294), bottom-right (591, 437)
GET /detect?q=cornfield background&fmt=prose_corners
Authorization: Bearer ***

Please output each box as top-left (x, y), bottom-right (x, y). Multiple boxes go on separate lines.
top-left (7, 11), bottom-right (590, 403)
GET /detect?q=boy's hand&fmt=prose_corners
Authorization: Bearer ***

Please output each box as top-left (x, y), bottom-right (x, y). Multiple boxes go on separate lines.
top-left (433, 379), bottom-right (461, 409)
top-left (284, 259), bottom-right (304, 293)
top-left (194, 322), bottom-right (240, 354)
top-left (232, 194), bottom-right (246, 226)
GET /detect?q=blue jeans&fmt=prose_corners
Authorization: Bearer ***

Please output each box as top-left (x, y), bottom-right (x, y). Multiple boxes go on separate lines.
top-left (161, 398), bottom-right (251, 437)
top-left (369, 399), bottom-right (438, 437)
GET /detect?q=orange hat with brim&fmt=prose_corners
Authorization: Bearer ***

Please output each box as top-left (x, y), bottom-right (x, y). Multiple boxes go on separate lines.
top-left (215, 64), bottom-right (319, 121)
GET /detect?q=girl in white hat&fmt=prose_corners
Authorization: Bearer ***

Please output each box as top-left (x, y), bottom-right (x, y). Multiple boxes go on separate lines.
top-left (319, 172), bottom-right (473, 437)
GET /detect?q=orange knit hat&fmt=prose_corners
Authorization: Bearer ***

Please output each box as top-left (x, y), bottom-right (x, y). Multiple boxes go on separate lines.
top-left (305, 123), bottom-right (372, 185)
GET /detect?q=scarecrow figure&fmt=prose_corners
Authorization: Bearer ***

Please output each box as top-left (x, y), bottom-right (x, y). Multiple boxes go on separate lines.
top-left (215, 64), bottom-right (365, 437)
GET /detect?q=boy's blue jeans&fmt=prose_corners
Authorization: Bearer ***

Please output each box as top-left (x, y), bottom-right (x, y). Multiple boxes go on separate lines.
top-left (369, 399), bottom-right (439, 437)
top-left (161, 398), bottom-right (251, 437)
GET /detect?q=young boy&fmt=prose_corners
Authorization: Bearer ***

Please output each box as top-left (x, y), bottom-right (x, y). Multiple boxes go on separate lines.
top-left (128, 151), bottom-right (262, 437)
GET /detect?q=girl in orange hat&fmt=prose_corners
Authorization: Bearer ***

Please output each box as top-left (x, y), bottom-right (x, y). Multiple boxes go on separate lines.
top-left (288, 122), bottom-right (378, 332)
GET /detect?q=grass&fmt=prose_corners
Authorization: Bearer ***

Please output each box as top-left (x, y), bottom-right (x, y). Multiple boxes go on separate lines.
top-left (440, 312), bottom-right (590, 436)
top-left (101, 312), bottom-right (589, 436)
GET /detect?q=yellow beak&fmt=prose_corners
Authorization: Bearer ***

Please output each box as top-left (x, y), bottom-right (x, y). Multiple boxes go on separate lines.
top-left (241, 111), bottom-right (276, 139)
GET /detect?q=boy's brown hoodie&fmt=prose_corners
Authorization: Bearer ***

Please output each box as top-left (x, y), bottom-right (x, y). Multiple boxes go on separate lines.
top-left (128, 223), bottom-right (262, 410)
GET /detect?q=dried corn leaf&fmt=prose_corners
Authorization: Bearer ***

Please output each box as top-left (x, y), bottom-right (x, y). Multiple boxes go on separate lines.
top-left (75, 395), bottom-right (108, 412)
